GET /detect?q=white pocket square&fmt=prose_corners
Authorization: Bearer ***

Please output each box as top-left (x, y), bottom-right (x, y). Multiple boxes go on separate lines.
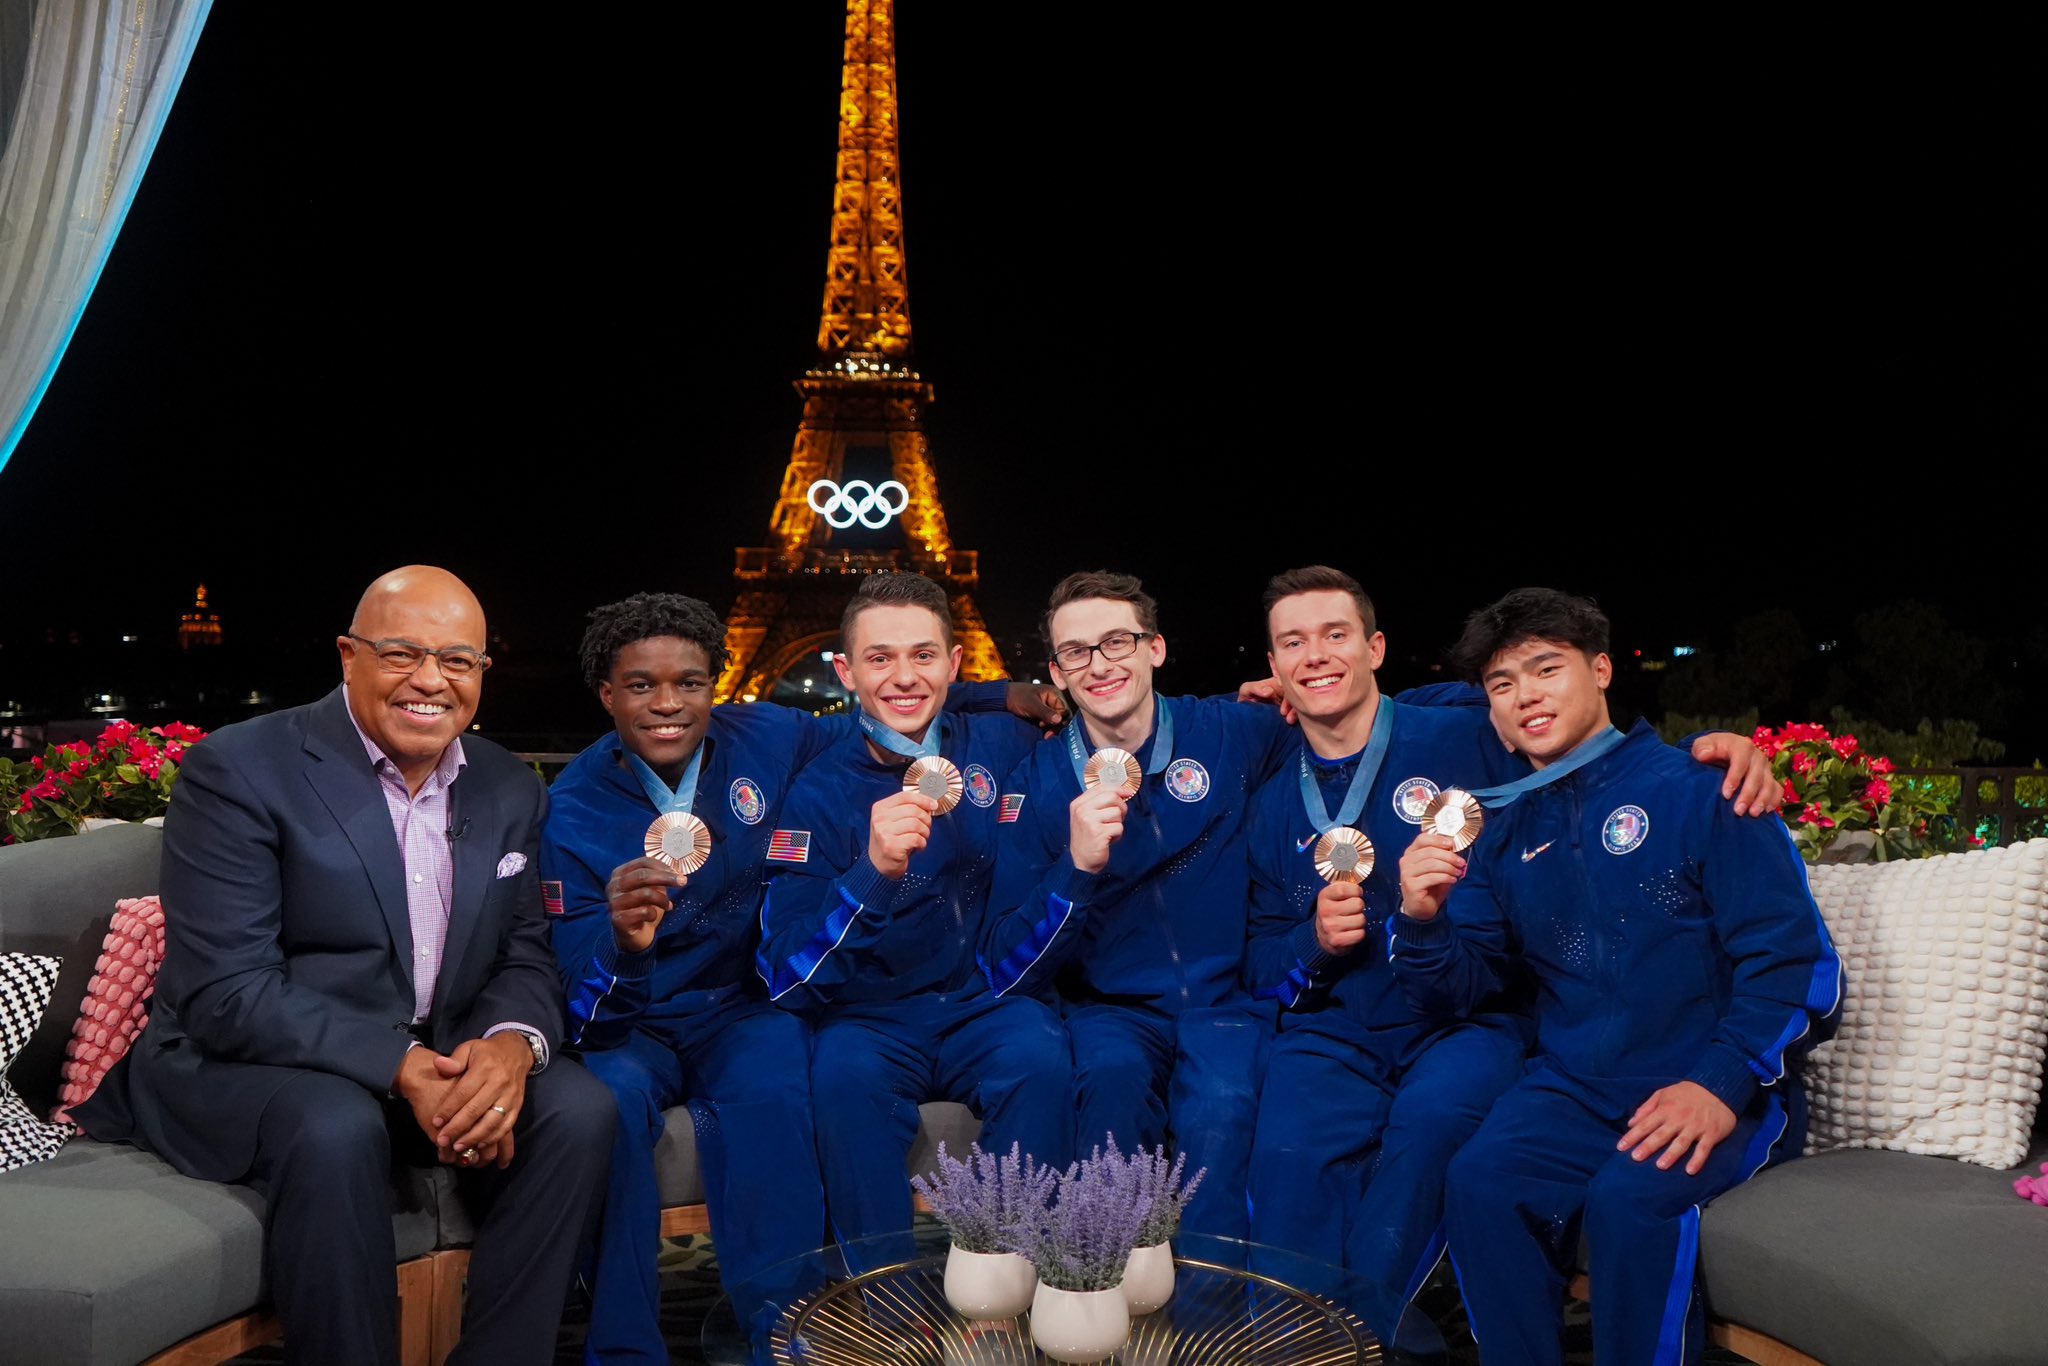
top-left (495, 852), bottom-right (527, 879)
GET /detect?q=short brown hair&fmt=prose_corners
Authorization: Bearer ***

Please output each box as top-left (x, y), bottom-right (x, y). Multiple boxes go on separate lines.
top-left (1041, 570), bottom-right (1159, 652)
top-left (841, 573), bottom-right (955, 650)
top-left (1262, 566), bottom-right (1377, 644)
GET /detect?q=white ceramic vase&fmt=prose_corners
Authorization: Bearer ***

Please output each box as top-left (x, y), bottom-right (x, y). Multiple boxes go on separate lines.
top-left (942, 1245), bottom-right (1037, 1319)
top-left (1120, 1240), bottom-right (1175, 1314)
top-left (1029, 1280), bottom-right (1131, 1363)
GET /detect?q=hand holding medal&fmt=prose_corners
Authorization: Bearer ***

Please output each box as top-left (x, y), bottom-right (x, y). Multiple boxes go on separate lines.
top-left (902, 755), bottom-right (965, 814)
top-left (1068, 747), bottom-right (1140, 876)
top-left (1081, 747), bottom-right (1143, 800)
top-left (1398, 790), bottom-right (1482, 924)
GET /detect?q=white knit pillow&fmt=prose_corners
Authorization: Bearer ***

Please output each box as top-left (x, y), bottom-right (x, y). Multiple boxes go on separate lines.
top-left (1802, 839), bottom-right (2048, 1169)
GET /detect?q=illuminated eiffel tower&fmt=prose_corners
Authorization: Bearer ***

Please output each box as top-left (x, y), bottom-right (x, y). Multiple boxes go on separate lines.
top-left (716, 0), bottom-right (1006, 704)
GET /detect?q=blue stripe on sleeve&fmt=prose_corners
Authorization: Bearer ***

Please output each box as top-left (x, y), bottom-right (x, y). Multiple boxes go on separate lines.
top-left (566, 970), bottom-right (619, 1046)
top-left (987, 893), bottom-right (1075, 996)
top-left (761, 885), bottom-right (861, 1000)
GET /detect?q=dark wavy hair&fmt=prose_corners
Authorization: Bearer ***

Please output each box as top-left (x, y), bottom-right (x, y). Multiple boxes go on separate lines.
top-left (1447, 587), bottom-right (1610, 683)
top-left (1261, 565), bottom-right (1377, 643)
top-left (578, 592), bottom-right (730, 693)
top-left (841, 573), bottom-right (955, 649)
top-left (1040, 570), bottom-right (1159, 653)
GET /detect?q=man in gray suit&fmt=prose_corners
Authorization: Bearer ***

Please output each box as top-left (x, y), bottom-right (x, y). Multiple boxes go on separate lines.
top-left (78, 566), bottom-right (614, 1366)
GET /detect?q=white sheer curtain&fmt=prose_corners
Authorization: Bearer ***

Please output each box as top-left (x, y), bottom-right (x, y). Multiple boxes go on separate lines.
top-left (0, 0), bottom-right (210, 476)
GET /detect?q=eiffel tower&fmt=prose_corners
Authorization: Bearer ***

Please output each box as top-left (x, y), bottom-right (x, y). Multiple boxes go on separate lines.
top-left (715, 0), bottom-right (1007, 705)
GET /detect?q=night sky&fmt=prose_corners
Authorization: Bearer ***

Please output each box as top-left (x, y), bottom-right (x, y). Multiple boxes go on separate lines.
top-left (2, 8), bottom-right (2042, 745)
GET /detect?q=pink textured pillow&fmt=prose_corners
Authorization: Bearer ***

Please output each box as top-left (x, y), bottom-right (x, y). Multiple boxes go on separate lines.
top-left (53, 896), bottom-right (165, 1125)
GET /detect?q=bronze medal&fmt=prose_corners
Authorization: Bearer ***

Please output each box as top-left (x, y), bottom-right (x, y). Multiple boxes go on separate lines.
top-left (1081, 747), bottom-right (1144, 800)
top-left (902, 755), bottom-right (965, 814)
top-left (1312, 826), bottom-right (1376, 884)
top-left (644, 811), bottom-right (712, 876)
top-left (1421, 788), bottom-right (1485, 851)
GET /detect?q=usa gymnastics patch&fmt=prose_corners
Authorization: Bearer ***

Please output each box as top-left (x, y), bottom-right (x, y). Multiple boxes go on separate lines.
top-left (541, 880), bottom-right (564, 915)
top-left (1164, 758), bottom-right (1210, 802)
top-left (1602, 805), bottom-right (1650, 855)
top-left (1393, 777), bottom-right (1440, 824)
top-left (729, 777), bottom-right (766, 826)
top-left (998, 793), bottom-right (1026, 823)
top-left (767, 829), bottom-right (810, 863)
top-left (964, 764), bottom-right (997, 808)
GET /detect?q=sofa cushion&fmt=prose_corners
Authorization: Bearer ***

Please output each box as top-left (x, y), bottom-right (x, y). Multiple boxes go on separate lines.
top-left (1, 951), bottom-right (71, 1174)
top-left (0, 1138), bottom-right (439, 1366)
top-left (53, 896), bottom-right (165, 1125)
top-left (1804, 839), bottom-right (2048, 1169)
top-left (1700, 1139), bottom-right (2048, 1366)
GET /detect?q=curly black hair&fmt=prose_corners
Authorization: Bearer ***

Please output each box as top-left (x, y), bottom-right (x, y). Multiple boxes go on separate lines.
top-left (578, 592), bottom-right (729, 694)
top-left (1447, 587), bottom-right (1610, 684)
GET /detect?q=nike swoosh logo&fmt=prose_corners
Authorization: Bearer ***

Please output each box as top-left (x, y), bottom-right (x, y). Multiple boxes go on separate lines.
top-left (1297, 833), bottom-right (1318, 852)
top-left (1521, 841), bottom-right (1555, 863)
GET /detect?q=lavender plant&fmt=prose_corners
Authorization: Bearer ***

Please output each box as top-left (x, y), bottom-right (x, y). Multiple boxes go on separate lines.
top-left (1016, 1137), bottom-right (1158, 1292)
top-left (1129, 1144), bottom-right (1207, 1248)
top-left (909, 1140), bottom-right (1058, 1255)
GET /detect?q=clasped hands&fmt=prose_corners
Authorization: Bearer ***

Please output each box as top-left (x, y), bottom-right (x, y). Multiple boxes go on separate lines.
top-left (394, 1032), bottom-right (532, 1169)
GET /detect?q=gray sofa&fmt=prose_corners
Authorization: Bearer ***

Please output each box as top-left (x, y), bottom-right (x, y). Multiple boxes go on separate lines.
top-left (0, 820), bottom-right (981, 1366)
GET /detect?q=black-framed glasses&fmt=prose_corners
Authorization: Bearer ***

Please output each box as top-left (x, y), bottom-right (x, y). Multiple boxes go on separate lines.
top-left (345, 633), bottom-right (490, 678)
top-left (1051, 631), bottom-right (1155, 672)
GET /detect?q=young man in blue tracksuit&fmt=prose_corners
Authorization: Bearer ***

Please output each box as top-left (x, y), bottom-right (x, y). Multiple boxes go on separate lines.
top-left (1391, 588), bottom-right (1842, 1366)
top-left (756, 573), bottom-right (1073, 1275)
top-left (981, 570), bottom-right (1300, 1244)
top-left (544, 592), bottom-right (1050, 1363)
top-left (1241, 568), bottom-right (1780, 1352)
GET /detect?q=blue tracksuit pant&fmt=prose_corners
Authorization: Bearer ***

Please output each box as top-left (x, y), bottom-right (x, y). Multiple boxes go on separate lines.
top-left (1444, 1066), bottom-right (1796, 1366)
top-left (1065, 1002), bottom-right (1271, 1247)
top-left (1249, 1019), bottom-right (1525, 1342)
top-left (579, 1005), bottom-right (824, 1365)
top-left (811, 991), bottom-right (1072, 1273)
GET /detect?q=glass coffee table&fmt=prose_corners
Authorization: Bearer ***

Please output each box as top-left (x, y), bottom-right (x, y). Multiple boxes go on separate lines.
top-left (702, 1226), bottom-right (1385, 1364)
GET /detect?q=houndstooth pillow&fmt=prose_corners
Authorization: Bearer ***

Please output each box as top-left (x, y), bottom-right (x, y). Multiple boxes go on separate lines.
top-left (2, 952), bottom-right (73, 1173)
top-left (1802, 839), bottom-right (2048, 1169)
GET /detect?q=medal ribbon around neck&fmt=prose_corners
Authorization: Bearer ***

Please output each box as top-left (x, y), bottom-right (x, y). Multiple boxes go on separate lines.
top-left (1298, 695), bottom-right (1395, 836)
top-left (625, 743), bottom-right (704, 818)
top-left (1469, 724), bottom-right (1626, 808)
top-left (857, 707), bottom-right (943, 762)
top-left (1065, 696), bottom-right (1176, 791)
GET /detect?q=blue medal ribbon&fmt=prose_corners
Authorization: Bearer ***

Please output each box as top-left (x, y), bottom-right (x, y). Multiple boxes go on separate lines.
top-left (857, 708), bottom-right (943, 762)
top-left (1065, 696), bottom-right (1176, 790)
top-left (1469, 724), bottom-right (1626, 808)
top-left (1298, 696), bottom-right (1395, 835)
top-left (625, 743), bottom-right (704, 817)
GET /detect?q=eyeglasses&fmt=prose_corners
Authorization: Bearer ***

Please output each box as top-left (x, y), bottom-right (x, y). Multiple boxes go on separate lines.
top-left (1051, 631), bottom-right (1155, 672)
top-left (346, 633), bottom-right (490, 678)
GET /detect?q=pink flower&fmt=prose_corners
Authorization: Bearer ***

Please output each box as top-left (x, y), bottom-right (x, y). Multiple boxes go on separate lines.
top-left (1867, 756), bottom-right (1895, 775)
top-left (1792, 750), bottom-right (1817, 774)
top-left (1832, 735), bottom-right (1859, 759)
top-left (1866, 778), bottom-right (1892, 806)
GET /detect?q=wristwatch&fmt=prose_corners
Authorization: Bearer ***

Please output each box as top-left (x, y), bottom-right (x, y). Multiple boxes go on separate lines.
top-left (515, 1028), bottom-right (547, 1075)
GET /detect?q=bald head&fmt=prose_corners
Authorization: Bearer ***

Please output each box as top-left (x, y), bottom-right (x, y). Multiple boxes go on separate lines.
top-left (350, 565), bottom-right (485, 641)
top-left (339, 566), bottom-right (489, 792)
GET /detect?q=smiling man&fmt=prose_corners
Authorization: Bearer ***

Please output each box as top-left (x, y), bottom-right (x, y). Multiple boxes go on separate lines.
top-left (755, 573), bottom-right (1071, 1274)
top-left (76, 566), bottom-right (614, 1366)
top-left (1390, 587), bottom-right (1842, 1366)
top-left (542, 590), bottom-right (1059, 1361)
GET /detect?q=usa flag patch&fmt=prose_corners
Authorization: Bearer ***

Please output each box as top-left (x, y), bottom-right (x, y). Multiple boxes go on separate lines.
top-left (767, 829), bottom-right (811, 863)
top-left (998, 793), bottom-right (1026, 823)
top-left (541, 880), bottom-right (564, 915)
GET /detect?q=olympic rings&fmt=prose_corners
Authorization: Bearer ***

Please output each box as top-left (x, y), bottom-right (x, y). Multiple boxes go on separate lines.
top-left (807, 478), bottom-right (910, 530)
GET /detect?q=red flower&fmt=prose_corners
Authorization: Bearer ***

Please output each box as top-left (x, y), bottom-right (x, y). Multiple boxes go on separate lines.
top-left (1969, 834), bottom-right (1986, 847)
top-left (1866, 778), bottom-right (1892, 806)
top-left (1867, 756), bottom-right (1895, 775)
top-left (1781, 778), bottom-right (1799, 804)
top-left (1792, 750), bottom-right (1817, 774)
top-left (1831, 735), bottom-right (1859, 759)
